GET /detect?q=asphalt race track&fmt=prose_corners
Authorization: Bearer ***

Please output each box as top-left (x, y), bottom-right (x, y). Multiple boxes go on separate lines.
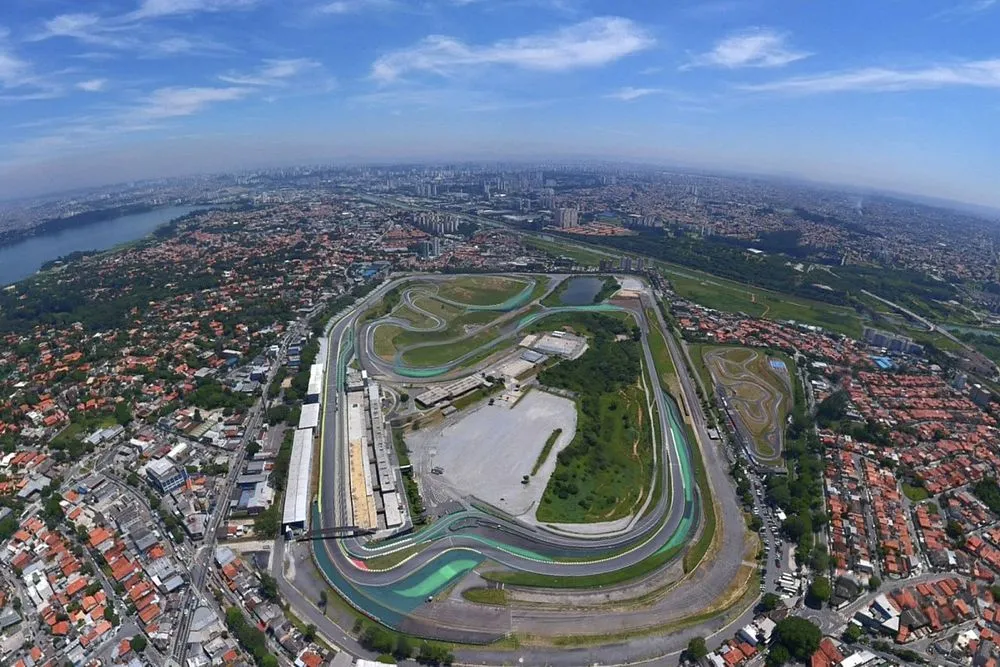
top-left (293, 273), bottom-right (753, 663)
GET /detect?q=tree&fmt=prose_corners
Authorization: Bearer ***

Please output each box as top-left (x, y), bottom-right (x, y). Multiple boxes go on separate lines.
top-left (807, 577), bottom-right (832, 607)
top-left (946, 520), bottom-right (964, 541)
top-left (868, 576), bottom-right (881, 592)
top-left (394, 636), bottom-right (414, 660)
top-left (843, 623), bottom-right (864, 643)
top-left (400, 393), bottom-right (410, 403)
top-left (303, 624), bottom-right (316, 642)
top-left (772, 616), bottom-right (822, 662)
top-left (781, 514), bottom-right (811, 541)
top-left (682, 637), bottom-right (708, 663)
top-left (766, 643), bottom-right (791, 667)
top-left (360, 626), bottom-right (395, 655)
top-left (816, 390), bottom-right (849, 425)
top-left (259, 572), bottom-right (279, 602)
top-left (114, 401), bottom-right (133, 426)
top-left (318, 590), bottom-right (328, 609)
top-left (416, 641), bottom-right (453, 666)
top-left (760, 592), bottom-right (782, 612)
top-left (130, 634), bottom-right (147, 652)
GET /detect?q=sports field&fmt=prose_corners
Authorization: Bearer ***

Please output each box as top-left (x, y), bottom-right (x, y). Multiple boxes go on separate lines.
top-left (704, 347), bottom-right (791, 462)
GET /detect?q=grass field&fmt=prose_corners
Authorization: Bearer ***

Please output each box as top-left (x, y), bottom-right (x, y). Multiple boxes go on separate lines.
top-left (435, 275), bottom-right (530, 306)
top-left (461, 587), bottom-right (508, 605)
top-left (520, 233), bottom-right (868, 337)
top-left (704, 347), bottom-right (791, 461)
top-left (393, 303), bottom-right (437, 329)
top-left (393, 309), bottom-right (497, 348)
top-left (664, 268), bottom-right (865, 338)
top-left (531, 428), bottom-right (563, 476)
top-left (902, 483), bottom-right (930, 502)
top-left (645, 308), bottom-right (680, 396)
top-left (536, 383), bottom-right (654, 523)
top-left (682, 422), bottom-right (718, 574)
top-left (399, 327), bottom-right (501, 367)
top-left (523, 236), bottom-right (609, 267)
top-left (373, 324), bottom-right (404, 360)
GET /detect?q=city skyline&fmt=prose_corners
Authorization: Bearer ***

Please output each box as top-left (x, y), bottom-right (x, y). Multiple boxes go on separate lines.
top-left (2, 0), bottom-right (1000, 208)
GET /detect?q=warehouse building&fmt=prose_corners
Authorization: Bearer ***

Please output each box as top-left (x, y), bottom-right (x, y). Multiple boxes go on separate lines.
top-left (298, 403), bottom-right (321, 431)
top-left (281, 427), bottom-right (315, 533)
top-left (306, 363), bottom-right (324, 403)
top-left (146, 458), bottom-right (187, 494)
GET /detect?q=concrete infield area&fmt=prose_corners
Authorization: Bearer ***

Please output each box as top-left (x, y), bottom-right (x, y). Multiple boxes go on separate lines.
top-left (405, 389), bottom-right (577, 520)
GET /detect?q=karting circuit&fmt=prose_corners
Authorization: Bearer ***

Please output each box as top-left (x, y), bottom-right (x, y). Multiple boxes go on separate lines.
top-left (291, 273), bottom-right (755, 662)
top-left (705, 346), bottom-right (792, 466)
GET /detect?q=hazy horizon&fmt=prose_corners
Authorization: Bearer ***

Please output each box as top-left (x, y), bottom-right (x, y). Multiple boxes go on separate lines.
top-left (3, 0), bottom-right (1000, 208)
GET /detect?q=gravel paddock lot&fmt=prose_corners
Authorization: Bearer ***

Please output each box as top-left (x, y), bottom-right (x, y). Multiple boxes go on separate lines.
top-left (406, 389), bottom-right (577, 520)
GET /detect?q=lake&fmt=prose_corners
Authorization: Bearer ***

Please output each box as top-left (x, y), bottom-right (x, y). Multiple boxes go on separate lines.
top-left (558, 276), bottom-right (604, 306)
top-left (0, 205), bottom-right (201, 287)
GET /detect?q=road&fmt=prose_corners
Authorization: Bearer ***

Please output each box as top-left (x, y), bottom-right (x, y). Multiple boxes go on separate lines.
top-left (268, 272), bottom-right (765, 666)
top-left (171, 322), bottom-right (301, 663)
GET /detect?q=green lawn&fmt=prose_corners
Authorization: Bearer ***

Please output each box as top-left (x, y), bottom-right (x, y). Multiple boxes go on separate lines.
top-left (373, 324), bottom-right (404, 360)
top-left (398, 327), bottom-right (502, 367)
top-left (483, 542), bottom-right (685, 589)
top-left (394, 310), bottom-right (498, 347)
top-left (645, 309), bottom-right (677, 384)
top-left (435, 275), bottom-right (530, 306)
top-left (394, 303), bottom-right (437, 329)
top-left (665, 269), bottom-right (865, 338)
top-left (523, 236), bottom-right (610, 267)
top-left (902, 483), bottom-right (930, 502)
top-left (682, 422), bottom-right (718, 574)
top-left (531, 429), bottom-right (563, 476)
top-left (461, 588), bottom-right (508, 605)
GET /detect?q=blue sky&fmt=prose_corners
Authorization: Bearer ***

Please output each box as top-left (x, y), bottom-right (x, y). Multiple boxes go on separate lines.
top-left (1, 0), bottom-right (999, 206)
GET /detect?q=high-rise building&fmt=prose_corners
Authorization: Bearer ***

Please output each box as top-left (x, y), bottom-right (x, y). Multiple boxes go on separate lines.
top-left (555, 208), bottom-right (579, 228)
top-left (431, 237), bottom-right (441, 257)
top-left (619, 256), bottom-right (633, 271)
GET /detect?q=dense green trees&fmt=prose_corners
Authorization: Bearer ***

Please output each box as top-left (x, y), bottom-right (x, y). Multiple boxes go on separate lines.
top-left (974, 479), bottom-right (1000, 515)
top-left (760, 592), bottom-right (781, 612)
top-left (769, 617), bottom-right (822, 665)
top-left (185, 379), bottom-right (254, 411)
top-left (682, 637), bottom-right (708, 662)
top-left (356, 623), bottom-right (453, 665)
top-left (816, 390), bottom-right (849, 426)
top-left (225, 607), bottom-right (277, 667)
top-left (807, 576), bottom-right (832, 607)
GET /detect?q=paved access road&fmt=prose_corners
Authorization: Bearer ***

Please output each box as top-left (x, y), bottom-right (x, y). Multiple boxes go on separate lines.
top-left (277, 274), bottom-right (756, 665)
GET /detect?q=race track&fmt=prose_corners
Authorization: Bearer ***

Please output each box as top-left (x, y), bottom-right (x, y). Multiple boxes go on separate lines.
top-left (297, 273), bottom-right (751, 659)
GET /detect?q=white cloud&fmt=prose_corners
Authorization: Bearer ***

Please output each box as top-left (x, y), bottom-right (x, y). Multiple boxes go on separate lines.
top-left (606, 86), bottom-right (661, 101)
top-left (33, 11), bottom-right (237, 57)
top-left (741, 59), bottom-right (1000, 94)
top-left (684, 27), bottom-right (810, 70)
top-left (317, 0), bottom-right (396, 14)
top-left (132, 86), bottom-right (251, 119)
top-left (0, 51), bottom-right (31, 88)
top-left (372, 16), bottom-right (654, 82)
top-left (33, 13), bottom-right (131, 48)
top-left (76, 78), bottom-right (108, 92)
top-left (219, 58), bottom-right (322, 86)
top-left (129, 0), bottom-right (261, 20)
top-left (0, 35), bottom-right (65, 99)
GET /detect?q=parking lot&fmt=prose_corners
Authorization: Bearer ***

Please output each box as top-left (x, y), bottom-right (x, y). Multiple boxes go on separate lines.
top-left (406, 389), bottom-right (577, 520)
